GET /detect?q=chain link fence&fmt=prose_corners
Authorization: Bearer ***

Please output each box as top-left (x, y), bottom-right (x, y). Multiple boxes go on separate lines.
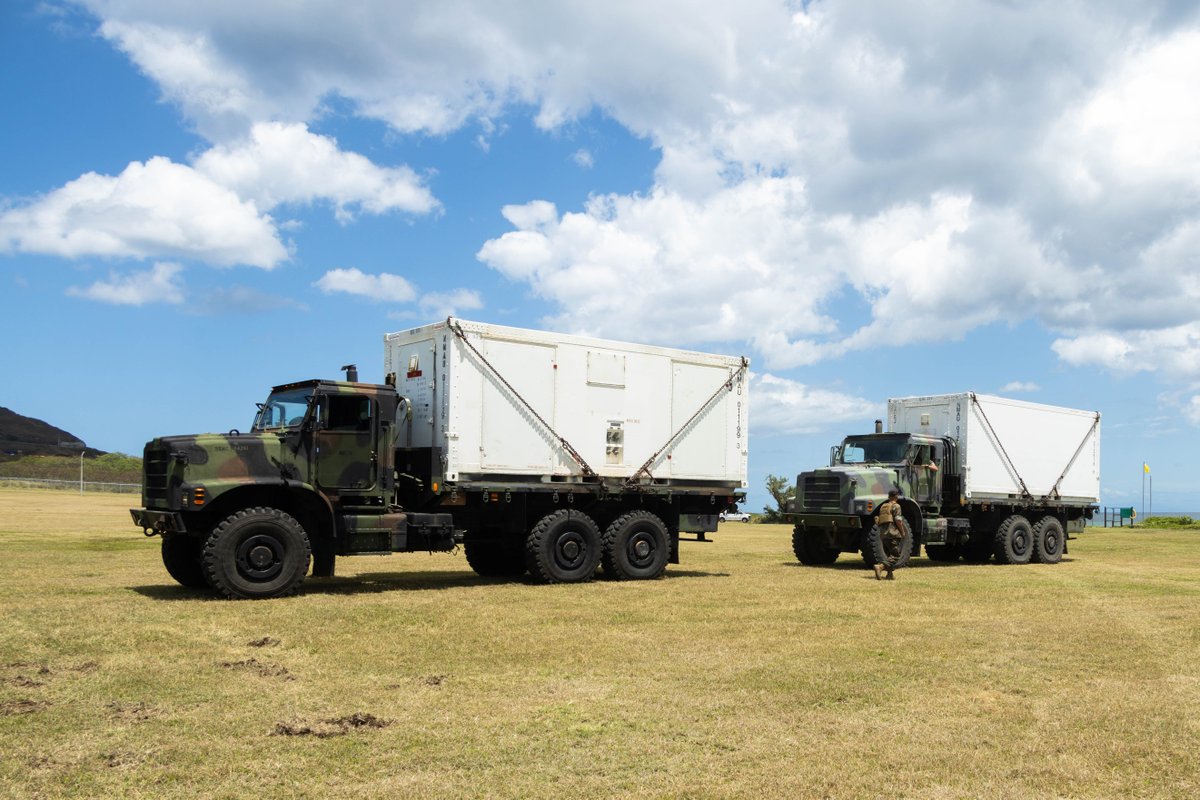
top-left (0, 477), bottom-right (140, 494)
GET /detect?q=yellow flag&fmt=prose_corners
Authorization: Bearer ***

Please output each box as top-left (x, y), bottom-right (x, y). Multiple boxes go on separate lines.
top-left (1143, 462), bottom-right (1150, 474)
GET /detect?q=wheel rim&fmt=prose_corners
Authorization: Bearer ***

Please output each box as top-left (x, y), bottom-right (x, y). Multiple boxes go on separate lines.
top-left (1012, 527), bottom-right (1030, 557)
top-left (1045, 530), bottom-right (1060, 554)
top-left (554, 531), bottom-right (589, 570)
top-left (626, 530), bottom-right (658, 568)
top-left (236, 533), bottom-right (285, 581)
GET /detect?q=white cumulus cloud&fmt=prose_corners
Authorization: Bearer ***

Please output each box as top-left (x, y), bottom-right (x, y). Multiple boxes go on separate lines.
top-left (0, 158), bottom-right (286, 268)
top-left (314, 268), bottom-right (417, 303)
top-left (750, 373), bottom-right (879, 435)
top-left (66, 262), bottom-right (186, 305)
top-left (194, 122), bottom-right (439, 220)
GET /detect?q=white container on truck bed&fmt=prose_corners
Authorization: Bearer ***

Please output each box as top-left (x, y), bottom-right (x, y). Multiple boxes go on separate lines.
top-left (384, 318), bottom-right (749, 489)
top-left (888, 392), bottom-right (1100, 505)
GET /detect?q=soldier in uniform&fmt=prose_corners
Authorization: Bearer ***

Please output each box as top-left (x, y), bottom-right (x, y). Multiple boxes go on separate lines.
top-left (874, 489), bottom-right (906, 580)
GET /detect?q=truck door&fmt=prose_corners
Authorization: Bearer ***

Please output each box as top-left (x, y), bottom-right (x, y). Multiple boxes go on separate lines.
top-left (911, 443), bottom-right (942, 506)
top-left (315, 393), bottom-right (377, 491)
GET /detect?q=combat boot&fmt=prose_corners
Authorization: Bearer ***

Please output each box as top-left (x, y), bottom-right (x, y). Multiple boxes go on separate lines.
top-left (885, 568), bottom-right (895, 580)
top-left (873, 564), bottom-right (884, 580)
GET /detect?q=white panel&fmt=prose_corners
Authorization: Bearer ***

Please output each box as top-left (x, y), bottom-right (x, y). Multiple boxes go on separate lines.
top-left (480, 338), bottom-right (559, 472)
top-left (667, 361), bottom-right (729, 478)
top-left (587, 351), bottom-right (626, 387)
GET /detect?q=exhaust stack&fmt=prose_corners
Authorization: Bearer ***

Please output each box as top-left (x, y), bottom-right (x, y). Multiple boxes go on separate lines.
top-left (342, 364), bottom-right (359, 382)
top-left (874, 419), bottom-right (883, 434)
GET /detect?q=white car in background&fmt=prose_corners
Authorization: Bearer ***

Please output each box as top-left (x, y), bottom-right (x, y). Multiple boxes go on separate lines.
top-left (719, 510), bottom-right (751, 523)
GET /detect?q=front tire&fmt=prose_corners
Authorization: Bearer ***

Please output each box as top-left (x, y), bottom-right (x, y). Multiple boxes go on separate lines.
top-left (525, 510), bottom-right (602, 584)
top-left (162, 535), bottom-right (209, 588)
top-left (1032, 516), bottom-right (1065, 564)
top-left (203, 507), bottom-right (311, 599)
top-left (792, 526), bottom-right (840, 565)
top-left (602, 511), bottom-right (670, 580)
top-left (993, 514), bottom-right (1033, 565)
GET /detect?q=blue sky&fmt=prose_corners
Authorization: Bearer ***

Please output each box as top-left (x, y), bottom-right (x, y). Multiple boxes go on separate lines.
top-left (2, 1), bottom-right (1198, 513)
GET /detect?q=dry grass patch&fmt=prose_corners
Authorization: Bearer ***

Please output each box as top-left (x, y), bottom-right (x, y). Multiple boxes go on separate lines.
top-left (1, 487), bottom-right (1198, 798)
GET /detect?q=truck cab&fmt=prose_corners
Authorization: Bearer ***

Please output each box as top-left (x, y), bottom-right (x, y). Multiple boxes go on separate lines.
top-left (787, 429), bottom-right (959, 566)
top-left (131, 375), bottom-right (454, 599)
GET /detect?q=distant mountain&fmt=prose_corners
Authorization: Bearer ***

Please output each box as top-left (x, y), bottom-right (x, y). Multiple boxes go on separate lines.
top-left (0, 407), bottom-right (106, 456)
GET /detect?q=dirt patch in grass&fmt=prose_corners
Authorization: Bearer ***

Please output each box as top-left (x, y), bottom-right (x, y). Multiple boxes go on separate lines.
top-left (1, 699), bottom-right (52, 715)
top-left (218, 658), bottom-right (294, 680)
top-left (271, 712), bottom-right (391, 738)
top-left (106, 701), bottom-right (159, 722)
top-left (248, 636), bottom-right (280, 648)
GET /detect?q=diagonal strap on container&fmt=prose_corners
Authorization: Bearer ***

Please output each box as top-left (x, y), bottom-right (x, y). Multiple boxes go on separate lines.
top-left (448, 319), bottom-right (596, 478)
top-left (1040, 412), bottom-right (1100, 502)
top-left (969, 392), bottom-right (1034, 503)
top-left (625, 357), bottom-right (748, 487)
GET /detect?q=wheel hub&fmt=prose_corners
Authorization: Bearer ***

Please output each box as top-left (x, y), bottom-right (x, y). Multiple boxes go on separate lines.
top-left (248, 545), bottom-right (274, 569)
top-left (633, 540), bottom-right (651, 559)
top-left (236, 533), bottom-right (284, 581)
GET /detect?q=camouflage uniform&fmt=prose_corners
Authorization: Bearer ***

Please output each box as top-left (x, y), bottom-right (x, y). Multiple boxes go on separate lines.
top-left (874, 496), bottom-right (905, 580)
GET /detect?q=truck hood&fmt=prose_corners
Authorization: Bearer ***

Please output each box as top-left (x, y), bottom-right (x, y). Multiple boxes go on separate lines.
top-left (794, 465), bottom-right (899, 514)
top-left (141, 432), bottom-right (305, 508)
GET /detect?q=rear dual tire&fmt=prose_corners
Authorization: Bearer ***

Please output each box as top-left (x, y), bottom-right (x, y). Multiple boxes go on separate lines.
top-left (602, 511), bottom-right (670, 580)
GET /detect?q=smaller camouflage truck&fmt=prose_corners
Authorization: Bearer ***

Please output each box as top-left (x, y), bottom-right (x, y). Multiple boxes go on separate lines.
top-left (787, 393), bottom-right (1100, 568)
top-left (132, 318), bottom-right (749, 598)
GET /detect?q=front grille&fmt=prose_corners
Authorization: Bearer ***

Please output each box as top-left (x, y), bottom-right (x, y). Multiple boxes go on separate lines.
top-left (801, 475), bottom-right (842, 512)
top-left (142, 444), bottom-right (171, 506)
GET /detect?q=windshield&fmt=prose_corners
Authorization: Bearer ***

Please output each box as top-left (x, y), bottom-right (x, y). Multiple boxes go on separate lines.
top-left (840, 435), bottom-right (910, 464)
top-left (252, 388), bottom-right (313, 431)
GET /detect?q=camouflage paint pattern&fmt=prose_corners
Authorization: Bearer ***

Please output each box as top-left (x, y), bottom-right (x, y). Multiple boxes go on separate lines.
top-left (789, 466), bottom-right (900, 516)
top-left (131, 379), bottom-right (398, 536)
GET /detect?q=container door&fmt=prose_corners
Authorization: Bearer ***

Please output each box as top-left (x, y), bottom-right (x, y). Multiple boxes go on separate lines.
top-left (480, 339), bottom-right (558, 472)
top-left (669, 361), bottom-right (728, 479)
top-left (391, 337), bottom-right (436, 448)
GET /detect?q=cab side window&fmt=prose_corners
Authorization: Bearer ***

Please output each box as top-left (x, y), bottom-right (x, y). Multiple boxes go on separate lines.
top-left (326, 395), bottom-right (372, 432)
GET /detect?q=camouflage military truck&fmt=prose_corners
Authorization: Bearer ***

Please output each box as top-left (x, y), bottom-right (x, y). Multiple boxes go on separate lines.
top-left (132, 319), bottom-right (749, 598)
top-left (787, 393), bottom-right (1100, 569)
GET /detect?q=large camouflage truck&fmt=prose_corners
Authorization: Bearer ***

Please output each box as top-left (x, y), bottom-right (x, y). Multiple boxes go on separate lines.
top-left (787, 393), bottom-right (1100, 568)
top-left (132, 318), bottom-right (749, 598)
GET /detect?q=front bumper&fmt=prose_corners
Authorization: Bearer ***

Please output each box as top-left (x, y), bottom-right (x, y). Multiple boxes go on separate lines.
top-left (787, 512), bottom-right (862, 529)
top-left (130, 508), bottom-right (186, 535)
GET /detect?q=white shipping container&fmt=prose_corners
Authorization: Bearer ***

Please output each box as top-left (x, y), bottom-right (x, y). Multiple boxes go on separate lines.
top-left (384, 319), bottom-right (749, 488)
top-left (888, 393), bottom-right (1100, 505)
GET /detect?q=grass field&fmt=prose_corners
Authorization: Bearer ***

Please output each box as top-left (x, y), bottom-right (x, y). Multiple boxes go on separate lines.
top-left (2, 488), bottom-right (1198, 799)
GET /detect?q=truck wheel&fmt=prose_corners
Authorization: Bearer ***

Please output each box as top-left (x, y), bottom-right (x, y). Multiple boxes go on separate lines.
top-left (792, 526), bottom-right (839, 565)
top-left (924, 545), bottom-right (959, 563)
top-left (602, 511), bottom-right (669, 580)
top-left (525, 510), bottom-right (602, 584)
top-left (1032, 516), bottom-right (1064, 564)
top-left (862, 524), bottom-right (912, 569)
top-left (993, 515), bottom-right (1033, 565)
top-left (161, 535), bottom-right (209, 588)
top-left (465, 539), bottom-right (527, 578)
top-left (203, 507), bottom-right (311, 599)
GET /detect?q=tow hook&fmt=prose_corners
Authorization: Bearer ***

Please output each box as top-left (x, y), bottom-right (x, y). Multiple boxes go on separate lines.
top-left (143, 527), bottom-right (159, 538)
